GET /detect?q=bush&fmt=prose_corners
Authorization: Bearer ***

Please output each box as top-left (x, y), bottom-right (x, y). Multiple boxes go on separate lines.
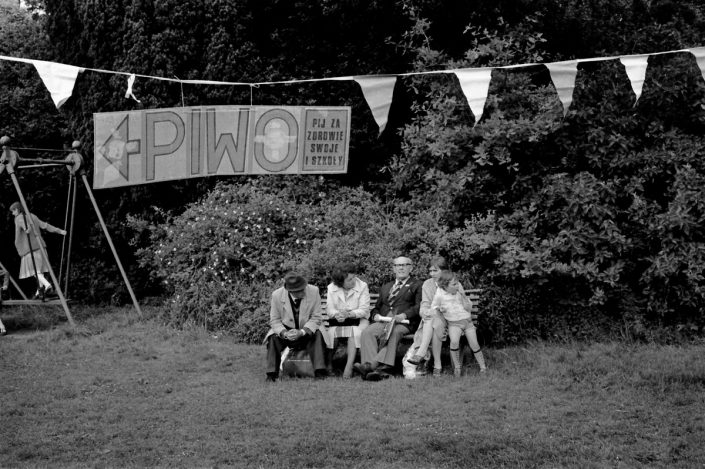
top-left (131, 181), bottom-right (455, 341)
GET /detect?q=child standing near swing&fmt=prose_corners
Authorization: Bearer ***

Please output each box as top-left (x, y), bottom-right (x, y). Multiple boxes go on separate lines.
top-left (410, 270), bottom-right (486, 376)
top-left (10, 202), bottom-right (66, 299)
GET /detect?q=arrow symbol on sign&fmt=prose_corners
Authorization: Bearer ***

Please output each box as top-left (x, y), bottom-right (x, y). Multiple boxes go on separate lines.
top-left (98, 115), bottom-right (141, 180)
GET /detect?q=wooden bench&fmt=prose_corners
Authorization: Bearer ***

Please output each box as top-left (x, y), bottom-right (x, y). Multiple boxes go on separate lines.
top-left (321, 288), bottom-right (482, 340)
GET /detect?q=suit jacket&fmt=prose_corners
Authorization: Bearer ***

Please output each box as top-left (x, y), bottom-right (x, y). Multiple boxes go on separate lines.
top-left (370, 277), bottom-right (422, 332)
top-left (264, 284), bottom-right (323, 342)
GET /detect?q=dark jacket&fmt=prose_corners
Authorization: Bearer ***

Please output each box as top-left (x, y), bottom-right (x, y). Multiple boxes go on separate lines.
top-left (370, 277), bottom-right (423, 332)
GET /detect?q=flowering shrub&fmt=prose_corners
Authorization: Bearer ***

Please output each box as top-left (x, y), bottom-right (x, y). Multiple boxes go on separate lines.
top-left (132, 181), bottom-right (453, 340)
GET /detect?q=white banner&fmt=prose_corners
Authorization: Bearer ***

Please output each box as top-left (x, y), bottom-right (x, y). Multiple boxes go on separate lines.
top-left (93, 106), bottom-right (351, 189)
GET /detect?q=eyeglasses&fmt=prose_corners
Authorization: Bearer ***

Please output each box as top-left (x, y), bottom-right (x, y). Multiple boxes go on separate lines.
top-left (393, 264), bottom-right (412, 267)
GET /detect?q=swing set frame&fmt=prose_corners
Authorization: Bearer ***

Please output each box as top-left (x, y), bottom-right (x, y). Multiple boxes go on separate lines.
top-left (0, 137), bottom-right (142, 327)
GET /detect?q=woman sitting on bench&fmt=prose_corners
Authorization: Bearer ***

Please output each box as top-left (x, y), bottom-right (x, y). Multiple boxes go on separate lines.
top-left (323, 263), bottom-right (370, 378)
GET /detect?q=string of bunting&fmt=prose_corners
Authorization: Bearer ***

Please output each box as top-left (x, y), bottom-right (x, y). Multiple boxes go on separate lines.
top-left (2, 46), bottom-right (705, 134)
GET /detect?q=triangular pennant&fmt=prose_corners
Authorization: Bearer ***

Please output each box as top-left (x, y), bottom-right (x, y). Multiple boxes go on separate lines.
top-left (354, 76), bottom-right (397, 135)
top-left (546, 60), bottom-right (579, 116)
top-left (688, 47), bottom-right (705, 85)
top-left (619, 55), bottom-right (649, 104)
top-left (125, 74), bottom-right (141, 103)
top-left (32, 60), bottom-right (83, 109)
top-left (454, 68), bottom-right (492, 125)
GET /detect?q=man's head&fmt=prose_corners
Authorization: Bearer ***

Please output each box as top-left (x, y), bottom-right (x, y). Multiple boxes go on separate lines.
top-left (284, 272), bottom-right (307, 299)
top-left (391, 256), bottom-right (413, 281)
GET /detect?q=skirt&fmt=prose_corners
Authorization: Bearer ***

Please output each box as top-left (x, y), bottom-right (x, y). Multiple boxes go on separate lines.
top-left (322, 318), bottom-right (369, 349)
top-left (19, 250), bottom-right (49, 279)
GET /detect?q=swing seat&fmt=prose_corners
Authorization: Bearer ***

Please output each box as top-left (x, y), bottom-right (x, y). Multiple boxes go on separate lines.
top-left (2, 298), bottom-right (71, 306)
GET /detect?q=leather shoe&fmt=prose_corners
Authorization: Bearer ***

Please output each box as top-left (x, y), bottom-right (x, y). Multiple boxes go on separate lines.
top-left (265, 373), bottom-right (279, 382)
top-left (365, 370), bottom-right (391, 381)
top-left (353, 362), bottom-right (372, 379)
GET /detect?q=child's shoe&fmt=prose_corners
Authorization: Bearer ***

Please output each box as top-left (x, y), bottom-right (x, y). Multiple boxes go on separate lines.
top-left (32, 286), bottom-right (45, 300)
top-left (432, 368), bottom-right (442, 377)
top-left (407, 354), bottom-right (425, 365)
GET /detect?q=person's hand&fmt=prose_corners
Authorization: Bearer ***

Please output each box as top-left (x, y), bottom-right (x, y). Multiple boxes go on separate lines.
top-left (373, 313), bottom-right (382, 322)
top-left (334, 312), bottom-right (347, 321)
top-left (60, 229), bottom-right (67, 236)
top-left (394, 313), bottom-right (407, 322)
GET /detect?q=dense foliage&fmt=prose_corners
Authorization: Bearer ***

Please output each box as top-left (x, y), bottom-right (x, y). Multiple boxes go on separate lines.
top-left (2, 0), bottom-right (705, 343)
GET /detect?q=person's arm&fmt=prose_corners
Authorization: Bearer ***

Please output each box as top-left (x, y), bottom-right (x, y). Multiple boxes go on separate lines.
top-left (431, 291), bottom-right (443, 315)
top-left (302, 286), bottom-right (322, 334)
top-left (326, 285), bottom-right (342, 318)
top-left (269, 291), bottom-right (286, 336)
top-left (15, 215), bottom-right (28, 233)
top-left (349, 283), bottom-right (371, 319)
top-left (458, 284), bottom-right (473, 312)
top-left (420, 280), bottom-right (436, 319)
top-left (34, 215), bottom-right (66, 236)
top-left (370, 286), bottom-right (385, 322)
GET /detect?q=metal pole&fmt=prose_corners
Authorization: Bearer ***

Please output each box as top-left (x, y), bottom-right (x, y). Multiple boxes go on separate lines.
top-left (0, 259), bottom-right (29, 301)
top-left (7, 170), bottom-right (76, 327)
top-left (63, 174), bottom-right (78, 297)
top-left (79, 174), bottom-right (143, 318)
top-left (20, 211), bottom-right (41, 296)
top-left (59, 174), bottom-right (72, 283)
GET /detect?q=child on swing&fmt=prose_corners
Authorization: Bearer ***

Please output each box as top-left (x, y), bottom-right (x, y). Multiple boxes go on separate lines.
top-left (408, 270), bottom-right (486, 376)
top-left (10, 202), bottom-right (66, 299)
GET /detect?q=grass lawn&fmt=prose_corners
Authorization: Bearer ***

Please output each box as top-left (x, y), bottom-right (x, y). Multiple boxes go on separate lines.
top-left (1, 307), bottom-right (704, 468)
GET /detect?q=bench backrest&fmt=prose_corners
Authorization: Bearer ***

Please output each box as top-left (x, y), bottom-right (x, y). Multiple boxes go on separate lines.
top-left (321, 288), bottom-right (482, 318)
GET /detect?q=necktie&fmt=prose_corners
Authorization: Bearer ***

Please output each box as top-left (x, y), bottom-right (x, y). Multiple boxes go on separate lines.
top-left (388, 281), bottom-right (402, 303)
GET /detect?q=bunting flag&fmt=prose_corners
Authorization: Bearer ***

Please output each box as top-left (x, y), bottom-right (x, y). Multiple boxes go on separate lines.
top-left (546, 60), bottom-right (579, 116)
top-left (619, 55), bottom-right (649, 104)
top-left (125, 74), bottom-right (141, 103)
top-left (454, 68), bottom-right (493, 125)
top-left (32, 60), bottom-right (83, 108)
top-left (354, 76), bottom-right (397, 134)
top-left (688, 47), bottom-right (705, 85)
top-left (1, 46), bottom-right (704, 129)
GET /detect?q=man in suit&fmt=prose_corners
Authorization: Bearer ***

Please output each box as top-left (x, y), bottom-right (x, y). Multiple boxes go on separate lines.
top-left (264, 272), bottom-right (327, 382)
top-left (354, 256), bottom-right (422, 381)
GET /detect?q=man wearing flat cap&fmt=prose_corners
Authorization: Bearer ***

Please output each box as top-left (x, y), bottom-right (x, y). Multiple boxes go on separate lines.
top-left (264, 271), bottom-right (327, 381)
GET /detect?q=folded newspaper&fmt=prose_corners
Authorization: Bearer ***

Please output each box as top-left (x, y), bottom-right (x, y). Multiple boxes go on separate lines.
top-left (379, 316), bottom-right (410, 346)
top-left (376, 316), bottom-right (410, 324)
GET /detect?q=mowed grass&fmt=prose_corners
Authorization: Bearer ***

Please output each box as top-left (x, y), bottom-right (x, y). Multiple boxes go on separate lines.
top-left (1, 309), bottom-right (704, 468)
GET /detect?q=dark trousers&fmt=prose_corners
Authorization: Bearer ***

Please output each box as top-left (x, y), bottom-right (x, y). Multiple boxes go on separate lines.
top-left (266, 329), bottom-right (327, 375)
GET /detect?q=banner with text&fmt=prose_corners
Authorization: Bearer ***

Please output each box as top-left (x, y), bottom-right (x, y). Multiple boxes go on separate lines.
top-left (93, 105), bottom-right (350, 189)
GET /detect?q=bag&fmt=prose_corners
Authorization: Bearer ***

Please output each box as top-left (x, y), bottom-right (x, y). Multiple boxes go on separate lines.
top-left (402, 343), bottom-right (430, 379)
top-left (326, 317), bottom-right (360, 327)
top-left (280, 347), bottom-right (315, 378)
